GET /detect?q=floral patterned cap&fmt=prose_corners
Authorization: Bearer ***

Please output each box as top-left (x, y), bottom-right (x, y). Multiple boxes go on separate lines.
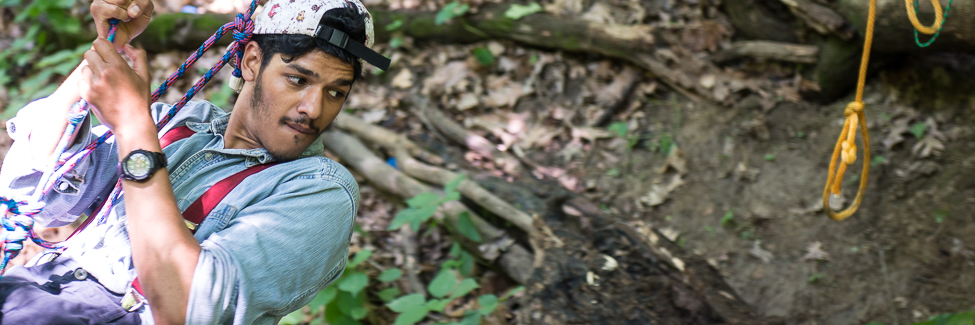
top-left (253, 0), bottom-right (387, 70)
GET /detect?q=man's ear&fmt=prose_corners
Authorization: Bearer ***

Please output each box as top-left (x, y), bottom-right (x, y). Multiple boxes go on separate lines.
top-left (241, 41), bottom-right (263, 82)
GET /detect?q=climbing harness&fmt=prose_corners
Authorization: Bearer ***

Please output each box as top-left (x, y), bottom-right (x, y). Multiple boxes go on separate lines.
top-left (823, 0), bottom-right (952, 220)
top-left (822, 0), bottom-right (875, 221)
top-left (907, 0), bottom-right (953, 47)
top-left (0, 0), bottom-right (264, 274)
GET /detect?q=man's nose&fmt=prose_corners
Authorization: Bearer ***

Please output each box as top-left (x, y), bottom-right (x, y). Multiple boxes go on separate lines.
top-left (297, 90), bottom-right (324, 120)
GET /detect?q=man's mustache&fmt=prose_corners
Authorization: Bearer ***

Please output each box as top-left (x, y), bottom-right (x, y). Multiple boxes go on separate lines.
top-left (280, 115), bottom-right (320, 134)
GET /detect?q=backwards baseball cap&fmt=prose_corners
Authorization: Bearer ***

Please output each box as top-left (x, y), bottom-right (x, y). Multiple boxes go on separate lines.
top-left (253, 0), bottom-right (390, 71)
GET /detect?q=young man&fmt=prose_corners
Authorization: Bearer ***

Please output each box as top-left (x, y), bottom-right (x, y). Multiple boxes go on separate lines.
top-left (0, 0), bottom-right (387, 323)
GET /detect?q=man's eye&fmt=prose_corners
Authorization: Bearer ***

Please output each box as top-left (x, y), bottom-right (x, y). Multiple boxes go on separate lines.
top-left (328, 90), bottom-right (344, 98)
top-left (288, 76), bottom-right (305, 85)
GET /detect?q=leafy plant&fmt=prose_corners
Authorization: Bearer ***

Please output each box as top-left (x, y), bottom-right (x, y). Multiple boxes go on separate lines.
top-left (387, 174), bottom-right (466, 232)
top-left (471, 47), bottom-right (494, 67)
top-left (910, 122), bottom-right (927, 139)
top-left (0, 0), bottom-right (91, 117)
top-left (504, 2), bottom-right (542, 20)
top-left (435, 1), bottom-right (470, 26)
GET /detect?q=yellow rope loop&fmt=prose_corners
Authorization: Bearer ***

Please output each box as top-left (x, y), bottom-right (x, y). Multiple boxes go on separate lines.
top-left (823, 0), bottom-right (874, 221)
top-left (906, 0), bottom-right (944, 35)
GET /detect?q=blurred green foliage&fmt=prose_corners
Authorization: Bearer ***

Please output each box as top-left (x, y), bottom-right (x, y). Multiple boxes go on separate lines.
top-left (0, 0), bottom-right (92, 118)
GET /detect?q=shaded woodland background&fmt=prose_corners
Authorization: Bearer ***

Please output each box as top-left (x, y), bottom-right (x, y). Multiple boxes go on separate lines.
top-left (2, 0), bottom-right (975, 324)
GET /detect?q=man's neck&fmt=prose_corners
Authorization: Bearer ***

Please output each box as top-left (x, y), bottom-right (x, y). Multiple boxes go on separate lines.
top-left (223, 104), bottom-right (262, 150)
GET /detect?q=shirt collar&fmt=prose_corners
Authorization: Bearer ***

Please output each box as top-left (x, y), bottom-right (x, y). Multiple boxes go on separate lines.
top-left (184, 115), bottom-right (325, 165)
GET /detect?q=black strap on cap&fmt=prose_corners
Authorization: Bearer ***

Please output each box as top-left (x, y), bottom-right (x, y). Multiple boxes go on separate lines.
top-left (315, 25), bottom-right (391, 71)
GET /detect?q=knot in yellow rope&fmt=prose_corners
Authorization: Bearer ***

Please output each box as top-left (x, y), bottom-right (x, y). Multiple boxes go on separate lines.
top-left (905, 0), bottom-right (943, 35)
top-left (839, 101), bottom-right (863, 165)
top-left (822, 0), bottom-right (874, 221)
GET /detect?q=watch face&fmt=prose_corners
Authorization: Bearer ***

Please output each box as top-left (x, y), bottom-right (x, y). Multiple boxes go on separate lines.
top-left (125, 152), bottom-right (152, 178)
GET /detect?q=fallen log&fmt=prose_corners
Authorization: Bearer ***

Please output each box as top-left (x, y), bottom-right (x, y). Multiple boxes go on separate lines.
top-left (837, 0), bottom-right (975, 53)
top-left (321, 130), bottom-right (534, 283)
top-left (711, 41), bottom-right (819, 64)
top-left (129, 4), bottom-right (719, 103)
top-left (332, 113), bottom-right (444, 166)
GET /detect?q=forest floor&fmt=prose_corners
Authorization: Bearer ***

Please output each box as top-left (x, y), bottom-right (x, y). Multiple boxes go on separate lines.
top-left (2, 0), bottom-right (975, 324)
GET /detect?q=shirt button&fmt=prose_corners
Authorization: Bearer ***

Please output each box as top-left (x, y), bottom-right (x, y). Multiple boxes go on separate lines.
top-left (73, 268), bottom-right (88, 280)
top-left (58, 182), bottom-right (69, 191)
top-left (204, 152), bottom-right (214, 161)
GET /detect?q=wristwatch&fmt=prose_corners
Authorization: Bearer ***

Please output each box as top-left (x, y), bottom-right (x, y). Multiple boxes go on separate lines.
top-left (118, 149), bottom-right (168, 182)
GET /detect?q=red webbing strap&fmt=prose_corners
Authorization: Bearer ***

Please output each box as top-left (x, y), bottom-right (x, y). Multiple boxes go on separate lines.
top-left (180, 163), bottom-right (278, 225)
top-left (132, 162), bottom-right (279, 296)
top-left (65, 126), bottom-right (195, 241)
top-left (158, 126), bottom-right (195, 148)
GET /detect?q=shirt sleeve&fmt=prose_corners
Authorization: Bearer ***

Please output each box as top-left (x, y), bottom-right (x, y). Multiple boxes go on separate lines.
top-left (0, 97), bottom-right (118, 227)
top-left (185, 170), bottom-right (358, 325)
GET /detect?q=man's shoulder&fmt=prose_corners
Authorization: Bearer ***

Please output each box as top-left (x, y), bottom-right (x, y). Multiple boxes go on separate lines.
top-left (150, 100), bottom-right (228, 126)
top-left (275, 155), bottom-right (359, 197)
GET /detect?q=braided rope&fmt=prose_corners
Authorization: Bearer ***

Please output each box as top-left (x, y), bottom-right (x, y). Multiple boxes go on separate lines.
top-left (0, 0), bottom-right (260, 276)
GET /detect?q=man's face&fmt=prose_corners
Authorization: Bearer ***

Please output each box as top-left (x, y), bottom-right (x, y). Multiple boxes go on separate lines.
top-left (245, 50), bottom-right (354, 161)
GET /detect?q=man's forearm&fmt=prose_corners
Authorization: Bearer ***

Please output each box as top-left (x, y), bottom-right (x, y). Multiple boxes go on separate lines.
top-left (29, 62), bottom-right (90, 163)
top-left (117, 121), bottom-right (201, 325)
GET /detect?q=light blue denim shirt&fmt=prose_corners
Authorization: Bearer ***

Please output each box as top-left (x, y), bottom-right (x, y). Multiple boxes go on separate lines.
top-left (0, 98), bottom-right (359, 325)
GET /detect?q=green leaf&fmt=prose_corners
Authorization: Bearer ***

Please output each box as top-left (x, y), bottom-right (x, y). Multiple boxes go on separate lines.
top-left (460, 311), bottom-right (482, 325)
top-left (390, 36), bottom-right (404, 49)
top-left (764, 153), bottom-right (776, 162)
top-left (325, 302), bottom-right (361, 325)
top-left (335, 290), bottom-right (365, 318)
top-left (394, 306), bottom-right (430, 325)
top-left (947, 311), bottom-right (975, 325)
top-left (442, 190), bottom-right (462, 202)
top-left (721, 209), bottom-right (735, 227)
top-left (308, 286), bottom-right (338, 311)
top-left (606, 168), bottom-right (620, 177)
top-left (459, 250), bottom-right (475, 276)
top-left (428, 298), bottom-right (454, 312)
top-left (338, 272), bottom-right (369, 294)
top-left (870, 156), bottom-right (887, 167)
top-left (910, 122), bottom-right (927, 139)
top-left (445, 173), bottom-right (466, 194)
top-left (386, 19), bottom-right (404, 31)
top-left (504, 2), bottom-right (542, 20)
top-left (435, 1), bottom-right (469, 25)
top-left (379, 268), bottom-right (403, 283)
top-left (386, 293), bottom-right (426, 312)
top-left (350, 306), bottom-right (369, 320)
top-left (428, 269), bottom-right (457, 298)
top-left (456, 212), bottom-right (482, 242)
top-left (388, 204), bottom-right (439, 230)
top-left (280, 309), bottom-right (304, 325)
top-left (449, 242), bottom-right (463, 257)
top-left (501, 286), bottom-right (525, 300)
top-left (348, 249), bottom-right (373, 268)
top-left (472, 47), bottom-right (494, 66)
top-left (478, 294), bottom-right (499, 316)
top-left (607, 121), bottom-right (627, 138)
top-left (378, 287), bottom-right (401, 302)
top-left (450, 278), bottom-right (480, 299)
top-left (407, 192), bottom-right (441, 208)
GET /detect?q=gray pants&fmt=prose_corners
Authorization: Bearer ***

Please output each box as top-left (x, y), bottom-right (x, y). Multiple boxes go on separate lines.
top-left (0, 256), bottom-right (141, 324)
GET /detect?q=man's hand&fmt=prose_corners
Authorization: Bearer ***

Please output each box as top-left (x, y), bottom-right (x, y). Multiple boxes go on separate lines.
top-left (78, 39), bottom-right (153, 136)
top-left (91, 0), bottom-right (154, 50)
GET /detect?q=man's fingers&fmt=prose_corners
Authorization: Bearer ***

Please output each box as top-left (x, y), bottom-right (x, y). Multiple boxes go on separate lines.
top-left (92, 38), bottom-right (124, 65)
top-left (127, 0), bottom-right (149, 19)
top-left (83, 48), bottom-right (104, 75)
top-left (91, 1), bottom-right (131, 23)
top-left (123, 44), bottom-right (150, 83)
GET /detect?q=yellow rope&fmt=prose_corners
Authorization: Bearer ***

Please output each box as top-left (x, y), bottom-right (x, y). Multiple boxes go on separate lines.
top-left (823, 0), bottom-right (875, 221)
top-left (906, 0), bottom-right (944, 35)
